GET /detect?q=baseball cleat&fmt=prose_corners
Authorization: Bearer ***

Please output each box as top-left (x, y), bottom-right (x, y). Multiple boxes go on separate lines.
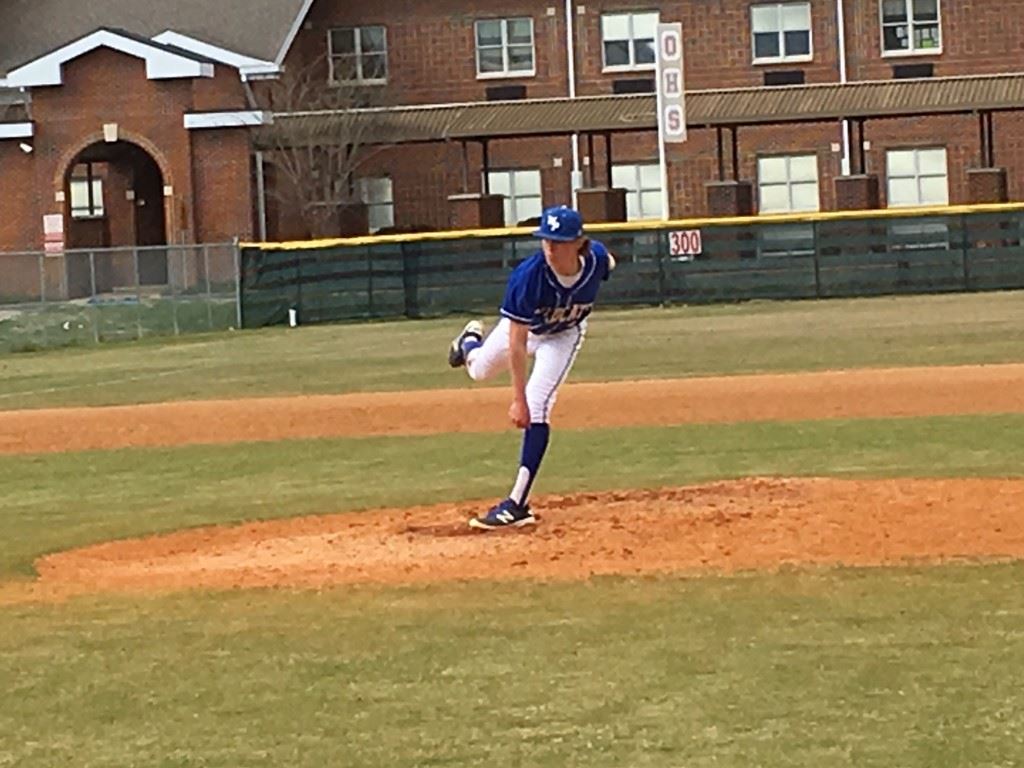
top-left (468, 498), bottom-right (536, 530)
top-left (448, 320), bottom-right (484, 367)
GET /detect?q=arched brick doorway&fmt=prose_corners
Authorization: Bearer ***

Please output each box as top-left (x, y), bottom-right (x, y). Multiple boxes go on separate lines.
top-left (64, 139), bottom-right (168, 284)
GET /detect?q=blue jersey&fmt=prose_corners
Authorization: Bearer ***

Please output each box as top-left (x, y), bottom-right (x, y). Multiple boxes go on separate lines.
top-left (500, 240), bottom-right (613, 335)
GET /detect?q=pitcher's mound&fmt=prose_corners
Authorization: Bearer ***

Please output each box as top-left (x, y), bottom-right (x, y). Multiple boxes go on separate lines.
top-left (7, 477), bottom-right (1024, 603)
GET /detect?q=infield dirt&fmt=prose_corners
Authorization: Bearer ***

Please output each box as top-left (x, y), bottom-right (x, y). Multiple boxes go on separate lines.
top-left (2, 363), bottom-right (1023, 603)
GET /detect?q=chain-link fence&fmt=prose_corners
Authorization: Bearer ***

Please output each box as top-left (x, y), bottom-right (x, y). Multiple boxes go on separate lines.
top-left (0, 243), bottom-right (241, 353)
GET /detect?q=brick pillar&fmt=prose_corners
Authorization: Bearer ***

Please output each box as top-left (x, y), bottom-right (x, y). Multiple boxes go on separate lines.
top-left (576, 187), bottom-right (627, 224)
top-left (834, 175), bottom-right (880, 210)
top-left (966, 167), bottom-right (1008, 203)
top-left (447, 194), bottom-right (505, 229)
top-left (705, 180), bottom-right (754, 217)
top-left (702, 181), bottom-right (755, 259)
top-left (831, 175), bottom-right (884, 257)
top-left (967, 168), bottom-right (1015, 253)
top-left (338, 202), bottom-right (370, 237)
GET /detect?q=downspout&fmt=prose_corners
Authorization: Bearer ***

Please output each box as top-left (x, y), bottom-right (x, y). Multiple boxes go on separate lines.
top-left (565, 0), bottom-right (582, 205)
top-left (243, 79), bottom-right (267, 239)
top-left (837, 0), bottom-right (851, 175)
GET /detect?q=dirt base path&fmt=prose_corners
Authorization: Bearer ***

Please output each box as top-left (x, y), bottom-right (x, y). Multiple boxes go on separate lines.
top-left (3, 363), bottom-right (1024, 603)
top-left (1, 363), bottom-right (1023, 455)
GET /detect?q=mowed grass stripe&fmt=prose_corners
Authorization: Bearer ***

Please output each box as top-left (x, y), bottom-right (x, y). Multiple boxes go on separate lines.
top-left (1, 290), bottom-right (1023, 410)
top-left (2, 566), bottom-right (1024, 766)
top-left (1, 413), bottom-right (1023, 578)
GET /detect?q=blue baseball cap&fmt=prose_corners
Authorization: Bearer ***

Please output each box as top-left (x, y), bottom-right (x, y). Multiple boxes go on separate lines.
top-left (533, 205), bottom-right (584, 242)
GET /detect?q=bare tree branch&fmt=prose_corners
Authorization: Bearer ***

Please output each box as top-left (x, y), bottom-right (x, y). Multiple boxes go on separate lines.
top-left (254, 57), bottom-right (385, 237)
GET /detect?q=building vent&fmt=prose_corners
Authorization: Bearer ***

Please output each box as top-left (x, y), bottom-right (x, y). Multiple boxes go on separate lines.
top-left (893, 63), bottom-right (934, 79)
top-left (763, 70), bottom-right (805, 86)
top-left (612, 78), bottom-right (655, 94)
top-left (485, 84), bottom-right (527, 101)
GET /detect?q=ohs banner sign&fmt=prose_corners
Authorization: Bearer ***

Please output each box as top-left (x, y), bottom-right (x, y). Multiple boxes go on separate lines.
top-left (656, 23), bottom-right (686, 143)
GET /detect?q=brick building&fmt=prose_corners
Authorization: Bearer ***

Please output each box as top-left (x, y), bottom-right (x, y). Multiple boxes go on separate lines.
top-left (3, 0), bottom-right (1024, 253)
top-left (0, 0), bottom-right (307, 257)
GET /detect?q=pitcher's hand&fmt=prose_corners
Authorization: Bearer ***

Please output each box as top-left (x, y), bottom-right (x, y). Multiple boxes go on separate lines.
top-left (509, 398), bottom-right (530, 429)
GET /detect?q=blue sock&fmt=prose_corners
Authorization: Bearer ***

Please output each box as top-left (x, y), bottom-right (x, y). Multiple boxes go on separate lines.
top-left (461, 336), bottom-right (482, 357)
top-left (509, 423), bottom-right (550, 507)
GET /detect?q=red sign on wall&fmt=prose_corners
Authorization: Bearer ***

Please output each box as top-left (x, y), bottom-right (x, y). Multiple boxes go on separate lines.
top-left (43, 213), bottom-right (64, 255)
top-left (668, 229), bottom-right (702, 259)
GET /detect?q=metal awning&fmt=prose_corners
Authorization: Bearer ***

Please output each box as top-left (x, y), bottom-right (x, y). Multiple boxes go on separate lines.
top-left (256, 72), bottom-right (1024, 149)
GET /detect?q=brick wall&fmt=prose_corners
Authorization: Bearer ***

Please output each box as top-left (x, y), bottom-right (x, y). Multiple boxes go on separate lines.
top-left (191, 129), bottom-right (254, 243)
top-left (5, 0), bottom-right (1024, 253)
top-left (0, 44), bottom-right (253, 254)
top-left (0, 143), bottom-right (44, 252)
top-left (268, 0), bottom-right (1024, 233)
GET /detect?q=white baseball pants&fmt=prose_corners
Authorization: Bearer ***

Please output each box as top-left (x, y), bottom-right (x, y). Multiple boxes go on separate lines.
top-left (465, 317), bottom-right (586, 423)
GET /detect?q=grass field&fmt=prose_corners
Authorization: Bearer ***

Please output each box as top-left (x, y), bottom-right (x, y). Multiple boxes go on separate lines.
top-left (2, 291), bottom-right (1024, 766)
top-left (0, 295), bottom-right (236, 356)
top-left (1, 290), bottom-right (1022, 410)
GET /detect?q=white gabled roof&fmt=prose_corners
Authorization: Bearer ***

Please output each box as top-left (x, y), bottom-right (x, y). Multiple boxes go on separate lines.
top-left (153, 31), bottom-right (279, 80)
top-left (2, 28), bottom-right (214, 88)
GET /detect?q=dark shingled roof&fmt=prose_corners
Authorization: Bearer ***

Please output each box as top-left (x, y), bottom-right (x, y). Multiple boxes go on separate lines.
top-left (0, 0), bottom-right (309, 75)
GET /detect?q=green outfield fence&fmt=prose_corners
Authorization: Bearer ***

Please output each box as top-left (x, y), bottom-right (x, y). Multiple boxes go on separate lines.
top-left (239, 203), bottom-right (1024, 328)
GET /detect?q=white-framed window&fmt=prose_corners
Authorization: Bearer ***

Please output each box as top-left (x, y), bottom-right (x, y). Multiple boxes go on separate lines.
top-left (757, 154), bottom-right (818, 255)
top-left (751, 3), bottom-right (812, 63)
top-left (612, 163), bottom-right (664, 221)
top-left (601, 11), bottom-right (658, 71)
top-left (886, 147), bottom-right (948, 206)
top-left (486, 169), bottom-right (543, 225)
top-left (886, 146), bottom-right (948, 248)
top-left (328, 26), bottom-right (387, 84)
top-left (354, 177), bottom-right (394, 233)
top-left (758, 154), bottom-right (819, 213)
top-left (475, 18), bottom-right (535, 78)
top-left (69, 163), bottom-right (104, 219)
top-left (881, 0), bottom-right (941, 55)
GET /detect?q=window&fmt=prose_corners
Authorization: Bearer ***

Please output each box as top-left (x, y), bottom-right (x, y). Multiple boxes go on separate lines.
top-left (612, 163), bottom-right (664, 221)
top-left (757, 154), bottom-right (818, 255)
top-left (486, 169), bottom-right (542, 225)
top-left (881, 0), bottom-right (941, 54)
top-left (475, 18), bottom-right (535, 78)
top-left (328, 26), bottom-right (387, 83)
top-left (758, 154), bottom-right (819, 213)
top-left (886, 147), bottom-right (948, 206)
top-left (886, 146), bottom-right (948, 248)
top-left (355, 177), bottom-right (394, 233)
top-left (69, 163), bottom-right (104, 219)
top-left (751, 3), bottom-right (812, 62)
top-left (601, 12), bottom-right (658, 71)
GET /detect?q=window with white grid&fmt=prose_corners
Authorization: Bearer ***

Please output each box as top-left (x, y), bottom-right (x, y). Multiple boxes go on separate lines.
top-left (475, 18), bottom-right (535, 78)
top-left (601, 12), bottom-right (658, 71)
top-left (328, 26), bottom-right (387, 84)
top-left (881, 0), bottom-right (941, 55)
top-left (758, 154), bottom-right (819, 213)
top-left (354, 177), bottom-right (394, 233)
top-left (611, 163), bottom-right (664, 221)
top-left (486, 169), bottom-right (543, 225)
top-left (751, 3), bottom-right (812, 63)
top-left (757, 154), bottom-right (818, 255)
